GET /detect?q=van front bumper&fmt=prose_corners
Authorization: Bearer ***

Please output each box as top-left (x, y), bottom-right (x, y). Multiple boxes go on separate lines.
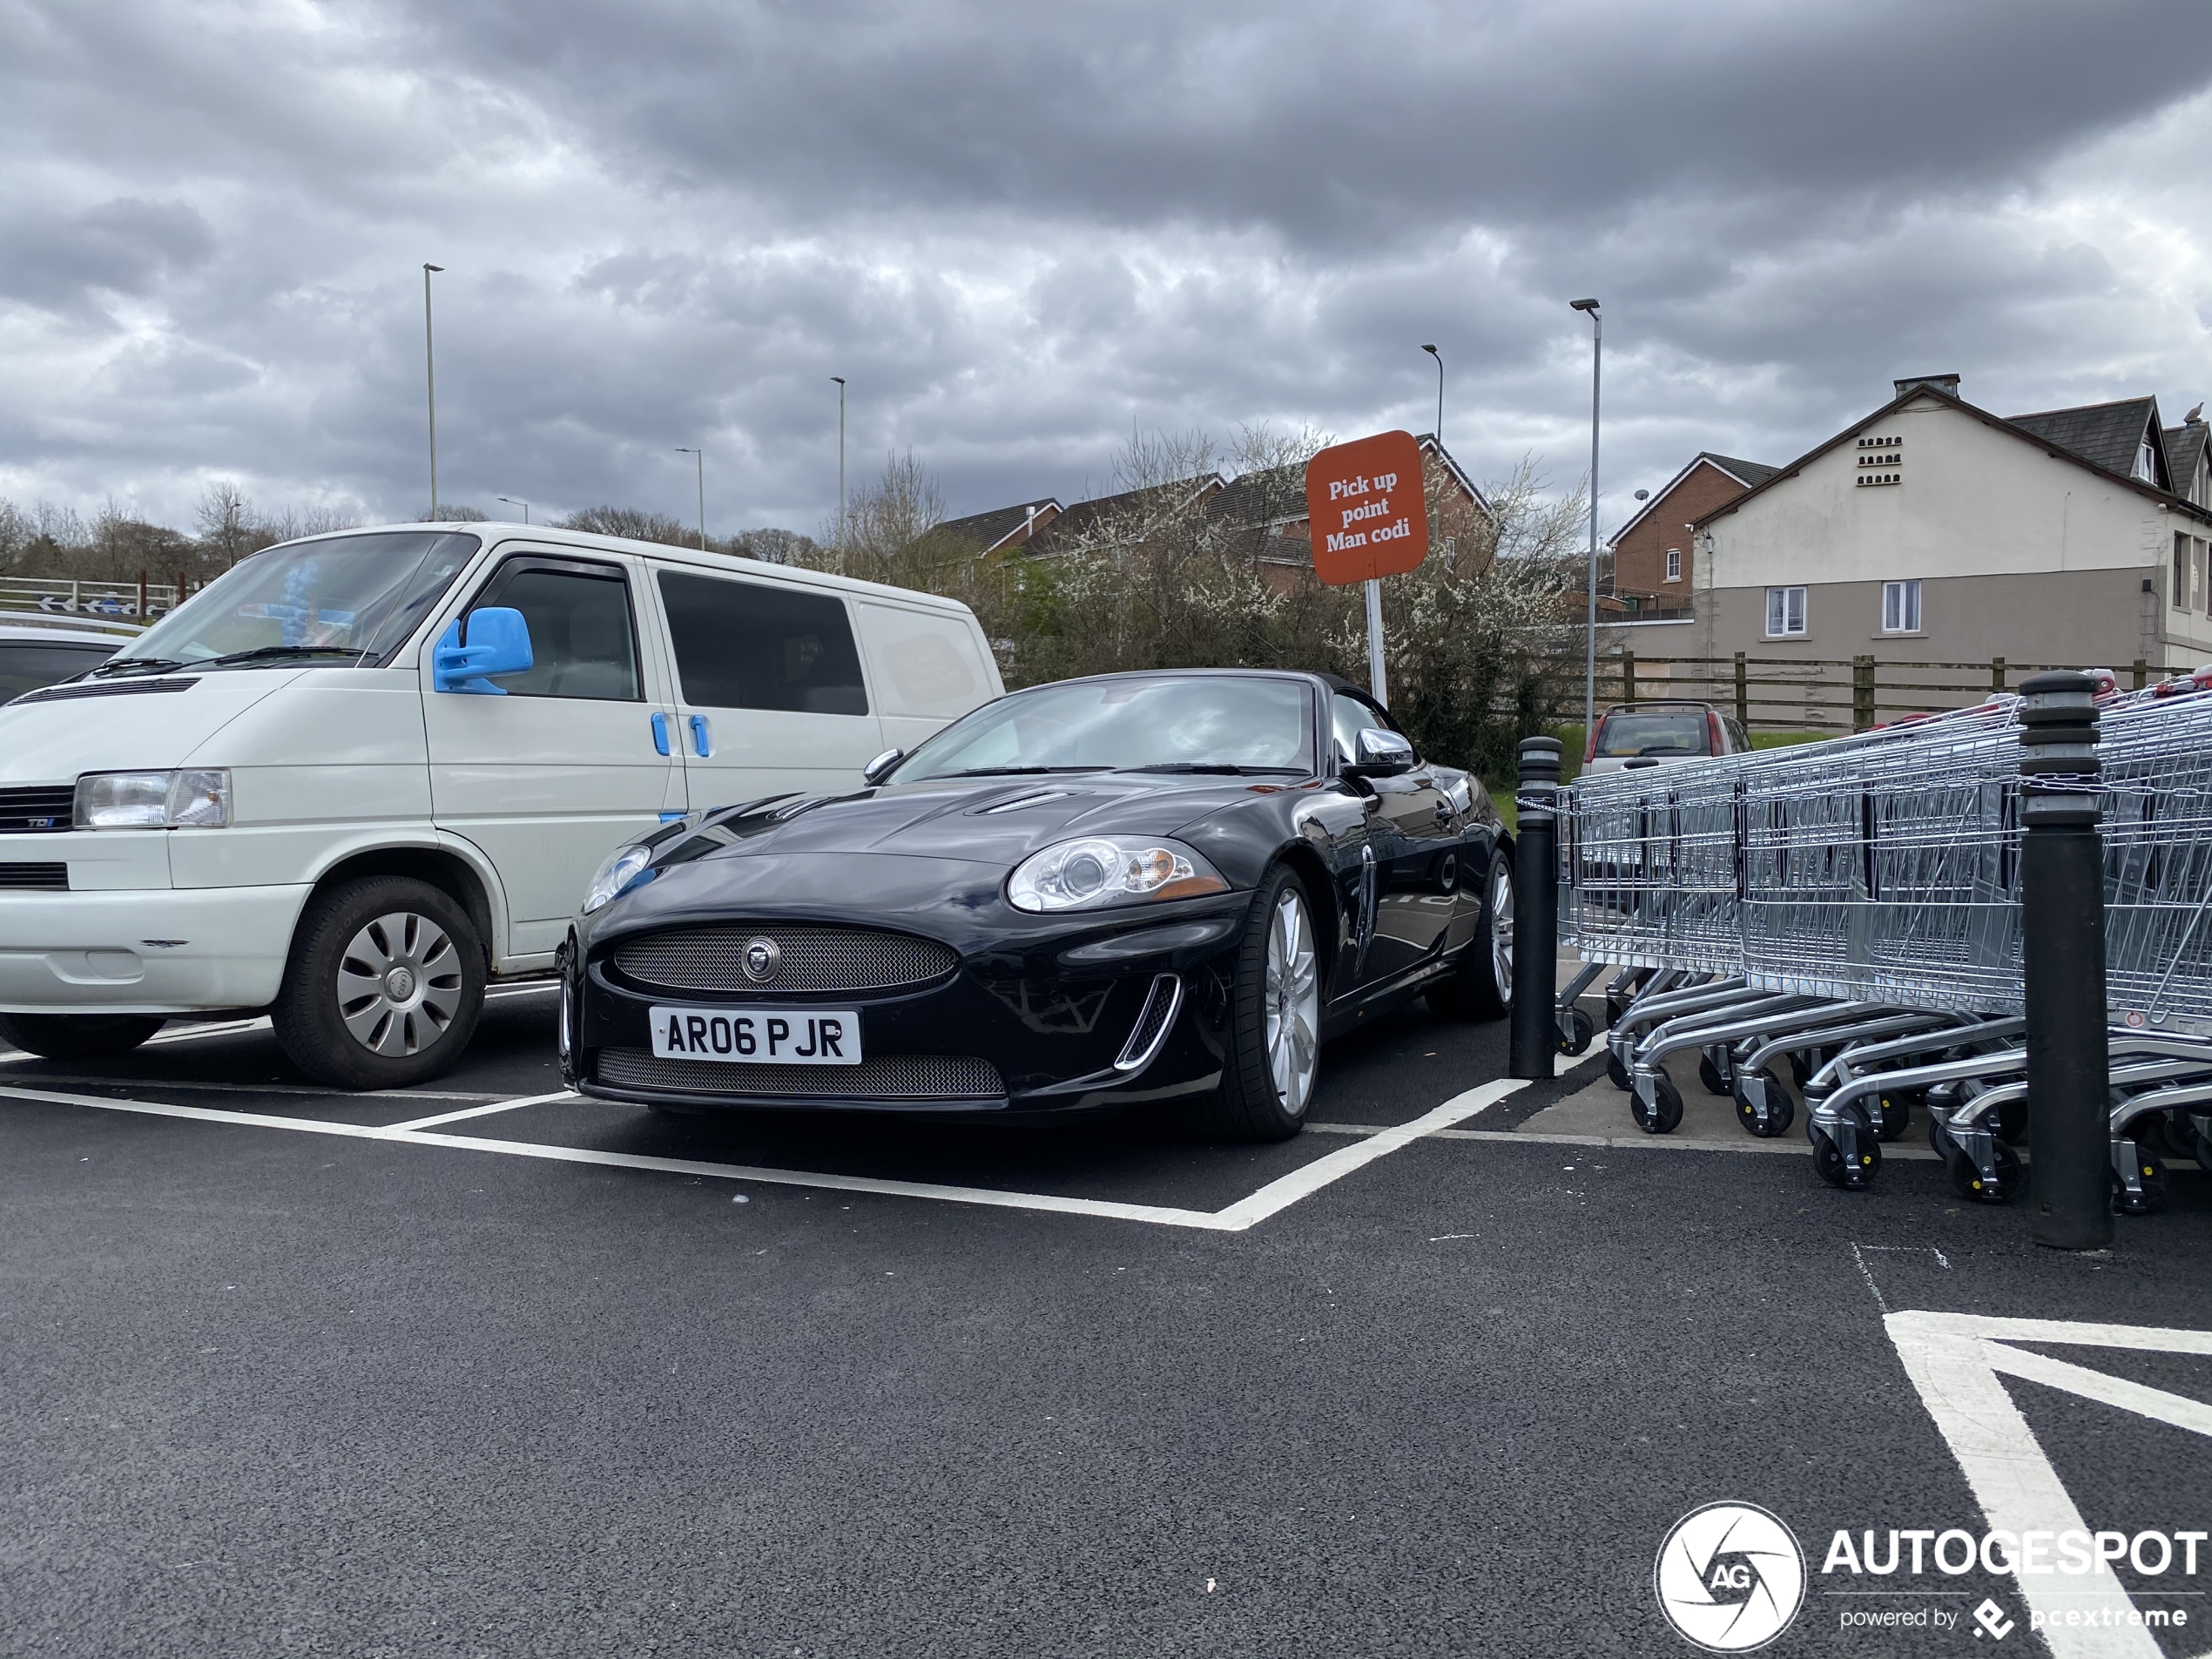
top-left (0, 885), bottom-right (311, 1015)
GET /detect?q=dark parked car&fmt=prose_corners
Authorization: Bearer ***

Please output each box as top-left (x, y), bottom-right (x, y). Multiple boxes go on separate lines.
top-left (0, 621), bottom-right (128, 702)
top-left (560, 670), bottom-right (1514, 1140)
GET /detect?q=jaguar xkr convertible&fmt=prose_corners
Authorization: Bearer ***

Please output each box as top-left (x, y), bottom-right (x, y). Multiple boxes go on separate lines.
top-left (558, 669), bottom-right (1514, 1140)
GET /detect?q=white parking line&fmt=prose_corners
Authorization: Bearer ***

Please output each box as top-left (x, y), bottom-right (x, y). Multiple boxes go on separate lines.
top-left (1306, 1120), bottom-right (1946, 1157)
top-left (384, 1090), bottom-right (580, 1132)
top-left (0, 1076), bottom-right (1529, 1232)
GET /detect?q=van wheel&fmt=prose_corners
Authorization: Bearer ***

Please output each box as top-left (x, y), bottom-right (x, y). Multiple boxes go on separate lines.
top-left (274, 876), bottom-right (485, 1089)
top-left (0, 1012), bottom-right (166, 1061)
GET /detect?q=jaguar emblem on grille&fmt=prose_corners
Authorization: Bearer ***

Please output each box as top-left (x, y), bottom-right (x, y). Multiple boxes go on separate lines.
top-left (741, 937), bottom-right (783, 982)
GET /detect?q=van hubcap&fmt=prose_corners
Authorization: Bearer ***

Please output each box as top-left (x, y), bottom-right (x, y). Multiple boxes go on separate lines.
top-left (337, 911), bottom-right (463, 1055)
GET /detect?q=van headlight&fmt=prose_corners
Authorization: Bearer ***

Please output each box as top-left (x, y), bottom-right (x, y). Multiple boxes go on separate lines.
top-left (583, 842), bottom-right (656, 914)
top-left (1007, 836), bottom-right (1230, 914)
top-left (73, 769), bottom-right (232, 830)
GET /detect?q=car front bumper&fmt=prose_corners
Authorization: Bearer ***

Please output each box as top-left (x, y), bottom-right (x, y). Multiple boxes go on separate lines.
top-left (566, 889), bottom-right (1256, 1119)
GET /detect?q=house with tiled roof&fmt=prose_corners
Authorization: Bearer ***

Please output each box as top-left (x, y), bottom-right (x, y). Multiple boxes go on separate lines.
top-left (1687, 375), bottom-right (2212, 677)
top-left (1024, 475), bottom-right (1225, 557)
top-left (1609, 452), bottom-right (1779, 608)
top-left (1208, 435), bottom-right (1493, 590)
top-left (937, 496), bottom-right (1063, 554)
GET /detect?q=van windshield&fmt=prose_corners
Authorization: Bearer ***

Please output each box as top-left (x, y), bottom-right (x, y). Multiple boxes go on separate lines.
top-left (97, 532), bottom-right (480, 676)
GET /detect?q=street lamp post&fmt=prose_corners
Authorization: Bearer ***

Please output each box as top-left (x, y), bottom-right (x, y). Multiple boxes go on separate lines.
top-left (1570, 298), bottom-right (1602, 744)
top-left (675, 448), bottom-right (705, 550)
top-left (830, 377), bottom-right (846, 548)
top-left (423, 263), bottom-right (444, 519)
top-left (1421, 343), bottom-right (1443, 448)
top-left (495, 496), bottom-right (530, 524)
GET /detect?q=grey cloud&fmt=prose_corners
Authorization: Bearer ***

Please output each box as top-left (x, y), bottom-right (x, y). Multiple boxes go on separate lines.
top-left (0, 197), bottom-right (214, 319)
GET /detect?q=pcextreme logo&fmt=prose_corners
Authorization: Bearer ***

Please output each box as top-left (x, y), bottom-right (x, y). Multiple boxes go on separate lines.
top-left (1654, 1502), bottom-right (1808, 1653)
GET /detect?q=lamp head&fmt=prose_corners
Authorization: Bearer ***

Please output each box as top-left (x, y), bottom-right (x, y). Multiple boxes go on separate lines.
top-left (1569, 297), bottom-right (1599, 312)
top-left (830, 375), bottom-right (846, 386)
top-left (1421, 343), bottom-right (1440, 357)
top-left (424, 263), bottom-right (443, 273)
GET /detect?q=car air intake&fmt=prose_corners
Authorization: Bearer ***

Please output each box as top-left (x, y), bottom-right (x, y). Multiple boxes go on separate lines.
top-left (596, 1049), bottom-right (1004, 1100)
top-left (10, 677), bottom-right (199, 706)
top-left (0, 786), bottom-right (77, 833)
top-left (0, 862), bottom-right (68, 890)
top-left (1114, 974), bottom-right (1183, 1073)
top-left (610, 922), bottom-right (958, 995)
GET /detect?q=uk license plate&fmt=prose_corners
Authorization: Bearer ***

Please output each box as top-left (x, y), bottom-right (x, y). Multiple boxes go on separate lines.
top-left (647, 1006), bottom-right (861, 1065)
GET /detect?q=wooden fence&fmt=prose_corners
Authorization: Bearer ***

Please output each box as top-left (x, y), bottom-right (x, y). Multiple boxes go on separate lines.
top-left (1611, 653), bottom-right (2196, 733)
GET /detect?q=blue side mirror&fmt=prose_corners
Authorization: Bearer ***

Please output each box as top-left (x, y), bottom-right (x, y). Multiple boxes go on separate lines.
top-left (433, 606), bottom-right (534, 694)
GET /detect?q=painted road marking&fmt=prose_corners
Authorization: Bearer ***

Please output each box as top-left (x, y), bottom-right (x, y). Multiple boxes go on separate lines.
top-left (384, 1090), bottom-right (580, 1132)
top-left (1886, 1311), bottom-right (2212, 1659)
top-left (0, 1077), bottom-right (1529, 1232)
top-left (1306, 1122), bottom-right (1946, 1159)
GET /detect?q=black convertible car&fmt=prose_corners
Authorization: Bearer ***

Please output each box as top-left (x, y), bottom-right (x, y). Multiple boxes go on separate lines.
top-left (559, 669), bottom-right (1514, 1140)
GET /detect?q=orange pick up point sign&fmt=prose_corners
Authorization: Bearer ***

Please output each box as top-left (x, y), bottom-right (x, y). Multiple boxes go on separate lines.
top-left (1304, 430), bottom-right (1428, 585)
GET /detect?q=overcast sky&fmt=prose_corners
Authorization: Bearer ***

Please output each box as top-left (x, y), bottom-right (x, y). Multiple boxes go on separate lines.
top-left (4, 0), bottom-right (2212, 541)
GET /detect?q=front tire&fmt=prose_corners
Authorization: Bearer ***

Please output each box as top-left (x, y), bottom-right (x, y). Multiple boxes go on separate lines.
top-left (0, 1012), bottom-right (165, 1061)
top-left (1197, 865), bottom-right (1319, 1143)
top-left (273, 876), bottom-right (485, 1089)
top-left (1428, 848), bottom-right (1514, 1022)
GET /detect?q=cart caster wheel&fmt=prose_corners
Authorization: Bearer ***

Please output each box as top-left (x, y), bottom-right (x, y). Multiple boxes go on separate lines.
top-left (1696, 1046), bottom-right (1734, 1097)
top-left (1606, 989), bottom-right (1635, 1028)
top-left (1787, 1051), bottom-right (1812, 1089)
top-left (1733, 1069), bottom-right (1795, 1137)
top-left (1631, 1071), bottom-right (1684, 1135)
top-left (1811, 1125), bottom-right (1879, 1190)
top-left (1873, 1090), bottom-right (1912, 1142)
top-left (1928, 1116), bottom-right (1957, 1159)
top-left (1948, 1141), bottom-right (2021, 1204)
top-left (2112, 1147), bottom-right (2167, 1215)
top-left (1608, 1048), bottom-right (1631, 1090)
top-left (1557, 1006), bottom-right (1595, 1056)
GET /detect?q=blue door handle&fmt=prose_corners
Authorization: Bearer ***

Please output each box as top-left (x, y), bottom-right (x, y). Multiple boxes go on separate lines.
top-left (689, 714), bottom-right (711, 758)
top-left (650, 711), bottom-right (671, 755)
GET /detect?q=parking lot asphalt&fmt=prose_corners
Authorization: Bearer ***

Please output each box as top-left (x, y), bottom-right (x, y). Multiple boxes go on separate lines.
top-left (2, 994), bottom-right (2207, 1658)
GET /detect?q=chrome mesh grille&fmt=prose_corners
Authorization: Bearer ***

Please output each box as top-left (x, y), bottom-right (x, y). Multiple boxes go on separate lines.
top-left (610, 922), bottom-right (957, 994)
top-left (597, 1048), bottom-right (1003, 1100)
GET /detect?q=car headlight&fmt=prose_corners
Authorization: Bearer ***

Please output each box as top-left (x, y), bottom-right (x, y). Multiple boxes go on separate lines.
top-left (583, 842), bottom-right (656, 914)
top-left (1007, 836), bottom-right (1230, 914)
top-left (73, 769), bottom-right (232, 830)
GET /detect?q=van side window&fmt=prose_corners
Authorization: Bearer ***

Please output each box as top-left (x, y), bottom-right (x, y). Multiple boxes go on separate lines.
top-left (471, 561), bottom-right (642, 701)
top-left (657, 570), bottom-right (869, 716)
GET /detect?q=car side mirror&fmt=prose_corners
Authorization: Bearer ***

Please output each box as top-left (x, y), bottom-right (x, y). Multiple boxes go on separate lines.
top-left (1345, 727), bottom-right (1415, 778)
top-left (862, 748), bottom-right (905, 786)
top-left (433, 607), bottom-right (533, 694)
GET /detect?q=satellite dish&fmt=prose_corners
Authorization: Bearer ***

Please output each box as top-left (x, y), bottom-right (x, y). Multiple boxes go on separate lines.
top-left (1634, 489), bottom-right (1649, 501)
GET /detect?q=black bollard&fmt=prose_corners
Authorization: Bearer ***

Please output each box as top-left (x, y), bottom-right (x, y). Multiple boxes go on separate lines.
top-left (1508, 737), bottom-right (1563, 1080)
top-left (2017, 671), bottom-right (2113, 1250)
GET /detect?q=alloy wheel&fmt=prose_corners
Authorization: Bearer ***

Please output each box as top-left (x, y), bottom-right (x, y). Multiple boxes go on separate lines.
top-left (335, 910), bottom-right (465, 1055)
top-left (1489, 858), bottom-right (1516, 1006)
top-left (1264, 887), bottom-right (1320, 1117)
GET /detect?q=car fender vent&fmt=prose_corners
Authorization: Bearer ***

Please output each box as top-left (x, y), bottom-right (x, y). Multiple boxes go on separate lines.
top-left (1114, 973), bottom-right (1183, 1073)
top-left (0, 786), bottom-right (77, 833)
top-left (0, 861), bottom-right (68, 890)
top-left (596, 1048), bottom-right (1004, 1101)
top-left (10, 676), bottom-right (199, 706)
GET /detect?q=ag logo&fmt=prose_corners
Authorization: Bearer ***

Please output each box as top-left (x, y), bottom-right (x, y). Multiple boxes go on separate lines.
top-left (741, 937), bottom-right (783, 983)
top-left (1654, 1501), bottom-right (1806, 1652)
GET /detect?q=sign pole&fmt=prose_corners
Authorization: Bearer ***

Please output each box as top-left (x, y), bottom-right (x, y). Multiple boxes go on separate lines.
top-left (1364, 578), bottom-right (1386, 705)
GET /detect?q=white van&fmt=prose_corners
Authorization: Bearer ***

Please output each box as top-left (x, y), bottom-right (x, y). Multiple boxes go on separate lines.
top-left (0, 523), bottom-right (1002, 1086)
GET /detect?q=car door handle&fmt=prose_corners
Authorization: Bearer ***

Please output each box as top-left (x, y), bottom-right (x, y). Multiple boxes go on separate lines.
top-left (689, 714), bottom-right (711, 758)
top-left (650, 711), bottom-right (671, 755)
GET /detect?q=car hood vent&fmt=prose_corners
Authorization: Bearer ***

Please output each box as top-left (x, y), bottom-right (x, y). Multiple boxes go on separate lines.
top-left (974, 790), bottom-right (1081, 815)
top-left (10, 676), bottom-right (199, 706)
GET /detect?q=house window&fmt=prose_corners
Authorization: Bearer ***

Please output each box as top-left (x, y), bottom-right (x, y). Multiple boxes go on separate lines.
top-left (2177, 533), bottom-right (2193, 612)
top-left (1881, 579), bottom-right (1921, 634)
top-left (1764, 585), bottom-right (1807, 637)
top-left (2196, 539), bottom-right (2209, 614)
top-left (1664, 548), bottom-right (1682, 582)
top-left (2139, 433), bottom-right (2161, 484)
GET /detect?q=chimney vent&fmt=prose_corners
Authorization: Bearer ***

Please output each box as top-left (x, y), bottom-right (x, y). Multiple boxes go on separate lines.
top-left (1893, 374), bottom-right (1961, 400)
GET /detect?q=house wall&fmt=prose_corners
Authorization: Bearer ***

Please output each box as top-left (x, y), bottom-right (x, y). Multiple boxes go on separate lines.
top-left (1696, 394), bottom-right (2212, 669)
top-left (1614, 461), bottom-right (1749, 598)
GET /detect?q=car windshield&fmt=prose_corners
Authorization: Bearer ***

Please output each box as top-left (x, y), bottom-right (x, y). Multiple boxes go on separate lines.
top-left (98, 531), bottom-right (481, 674)
top-left (1595, 709), bottom-right (1711, 758)
top-left (889, 675), bottom-right (1316, 781)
